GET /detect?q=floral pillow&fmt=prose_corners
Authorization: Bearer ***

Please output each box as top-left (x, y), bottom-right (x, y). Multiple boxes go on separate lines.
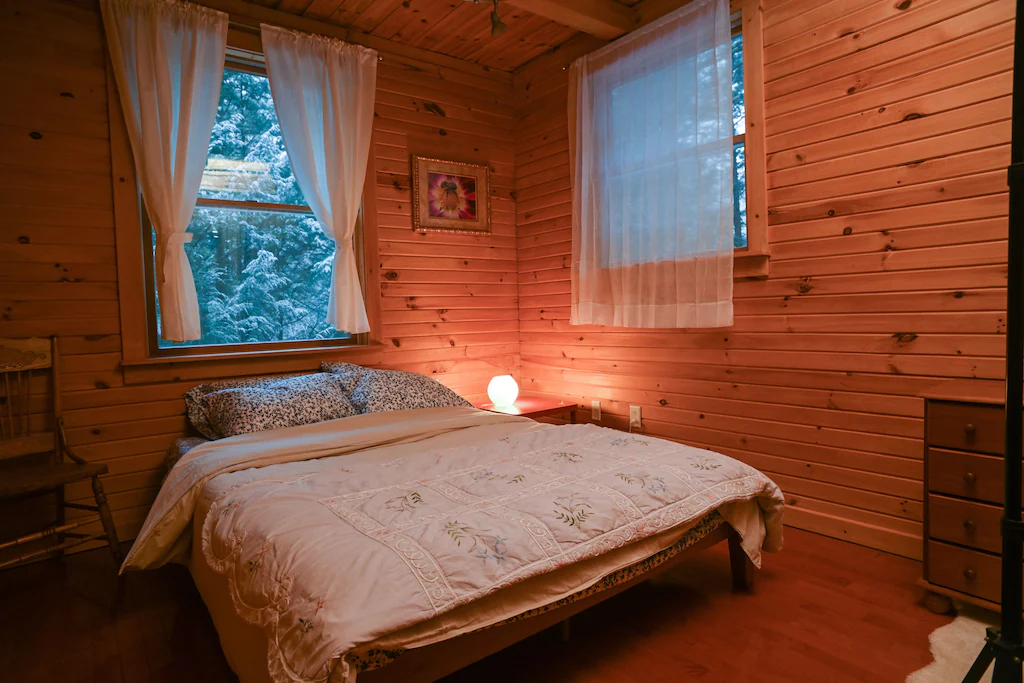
top-left (185, 375), bottom-right (286, 439)
top-left (185, 373), bottom-right (356, 439)
top-left (344, 368), bottom-right (472, 415)
top-left (319, 361), bottom-right (373, 393)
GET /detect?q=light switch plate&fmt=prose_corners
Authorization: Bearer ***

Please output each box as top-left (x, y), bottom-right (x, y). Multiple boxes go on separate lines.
top-left (591, 400), bottom-right (601, 422)
top-left (629, 405), bottom-right (642, 429)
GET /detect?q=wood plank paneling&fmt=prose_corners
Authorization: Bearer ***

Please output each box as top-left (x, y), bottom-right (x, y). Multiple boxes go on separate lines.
top-left (6, 0), bottom-right (1013, 561)
top-left (511, 0), bottom-right (1012, 560)
top-left (0, 0), bottom-right (519, 543)
top-left (270, 0), bottom-right (581, 71)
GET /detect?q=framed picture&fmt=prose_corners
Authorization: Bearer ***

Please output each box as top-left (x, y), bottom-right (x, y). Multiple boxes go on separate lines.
top-left (412, 156), bottom-right (491, 234)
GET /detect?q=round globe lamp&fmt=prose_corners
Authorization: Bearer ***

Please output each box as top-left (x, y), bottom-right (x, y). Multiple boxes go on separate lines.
top-left (487, 375), bottom-right (519, 408)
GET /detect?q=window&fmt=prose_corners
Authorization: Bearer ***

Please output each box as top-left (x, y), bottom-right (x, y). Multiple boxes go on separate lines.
top-left (583, 0), bottom-right (765, 274)
top-left (106, 25), bottom-right (382, 377)
top-left (593, 3), bottom-right (745, 270)
top-left (729, 0), bottom-right (768, 269)
top-left (145, 65), bottom-right (357, 352)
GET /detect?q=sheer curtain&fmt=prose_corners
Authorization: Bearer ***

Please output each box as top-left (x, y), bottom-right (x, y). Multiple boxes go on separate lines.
top-left (569, 0), bottom-right (734, 328)
top-left (100, 0), bottom-right (227, 342)
top-left (261, 25), bottom-right (377, 335)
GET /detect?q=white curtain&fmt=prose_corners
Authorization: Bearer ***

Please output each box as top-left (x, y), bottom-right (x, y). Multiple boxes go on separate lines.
top-left (569, 0), bottom-right (734, 328)
top-left (101, 0), bottom-right (227, 342)
top-left (261, 25), bottom-right (377, 335)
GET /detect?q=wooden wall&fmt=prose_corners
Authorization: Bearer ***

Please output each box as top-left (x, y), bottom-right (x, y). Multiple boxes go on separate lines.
top-left (513, 0), bottom-right (1013, 559)
top-left (2, 0), bottom-right (1014, 559)
top-left (0, 0), bottom-right (519, 542)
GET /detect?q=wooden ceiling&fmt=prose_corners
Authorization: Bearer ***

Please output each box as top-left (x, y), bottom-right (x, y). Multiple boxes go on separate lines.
top-left (254, 0), bottom-right (643, 71)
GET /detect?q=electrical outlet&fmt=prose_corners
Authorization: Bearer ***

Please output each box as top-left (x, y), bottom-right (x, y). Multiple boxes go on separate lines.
top-left (591, 400), bottom-right (601, 422)
top-left (629, 405), bottom-right (642, 430)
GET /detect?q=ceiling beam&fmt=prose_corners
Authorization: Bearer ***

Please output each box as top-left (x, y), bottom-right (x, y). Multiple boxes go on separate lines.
top-left (505, 0), bottom-right (638, 40)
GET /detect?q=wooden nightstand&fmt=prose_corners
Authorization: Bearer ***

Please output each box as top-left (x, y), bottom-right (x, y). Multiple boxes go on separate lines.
top-left (477, 396), bottom-right (578, 423)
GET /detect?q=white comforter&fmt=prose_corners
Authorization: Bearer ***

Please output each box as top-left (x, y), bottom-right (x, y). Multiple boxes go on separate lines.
top-left (124, 407), bottom-right (784, 683)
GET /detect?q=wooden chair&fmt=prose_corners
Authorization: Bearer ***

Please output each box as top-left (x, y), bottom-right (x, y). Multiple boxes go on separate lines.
top-left (0, 337), bottom-right (121, 570)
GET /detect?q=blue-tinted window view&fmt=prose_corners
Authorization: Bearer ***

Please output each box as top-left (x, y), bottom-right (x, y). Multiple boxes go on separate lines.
top-left (732, 32), bottom-right (747, 249)
top-left (600, 31), bottom-right (748, 266)
top-left (155, 69), bottom-right (347, 348)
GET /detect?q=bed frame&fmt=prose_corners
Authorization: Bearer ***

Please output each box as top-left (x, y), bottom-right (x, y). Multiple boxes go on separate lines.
top-left (361, 524), bottom-right (752, 683)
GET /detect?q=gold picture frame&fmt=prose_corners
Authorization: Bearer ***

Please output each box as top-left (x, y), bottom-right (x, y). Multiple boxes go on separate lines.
top-left (411, 156), bottom-right (491, 234)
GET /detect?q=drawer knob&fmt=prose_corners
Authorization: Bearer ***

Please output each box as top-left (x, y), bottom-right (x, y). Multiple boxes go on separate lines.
top-left (963, 519), bottom-right (977, 532)
top-left (964, 423), bottom-right (977, 437)
top-left (964, 472), bottom-right (977, 485)
top-left (963, 568), bottom-right (978, 581)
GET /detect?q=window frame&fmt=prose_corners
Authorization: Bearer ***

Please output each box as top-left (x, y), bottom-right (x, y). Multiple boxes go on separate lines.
top-left (729, 0), bottom-right (769, 278)
top-left (107, 28), bottom-right (383, 381)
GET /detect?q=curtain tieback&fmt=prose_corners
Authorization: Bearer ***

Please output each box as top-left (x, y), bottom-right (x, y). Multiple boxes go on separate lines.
top-left (158, 233), bottom-right (194, 249)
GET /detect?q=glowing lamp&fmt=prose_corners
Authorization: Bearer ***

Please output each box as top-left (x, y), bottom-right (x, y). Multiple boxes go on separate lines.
top-left (487, 375), bottom-right (519, 408)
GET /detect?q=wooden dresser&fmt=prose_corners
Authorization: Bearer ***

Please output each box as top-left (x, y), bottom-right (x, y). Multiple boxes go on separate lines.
top-left (921, 379), bottom-right (1013, 613)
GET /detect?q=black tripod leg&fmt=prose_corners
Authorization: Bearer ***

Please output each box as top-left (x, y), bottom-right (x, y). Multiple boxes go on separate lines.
top-left (993, 652), bottom-right (1024, 683)
top-left (963, 642), bottom-right (997, 683)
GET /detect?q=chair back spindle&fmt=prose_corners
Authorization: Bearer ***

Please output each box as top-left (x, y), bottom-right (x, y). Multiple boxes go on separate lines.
top-left (0, 338), bottom-right (54, 461)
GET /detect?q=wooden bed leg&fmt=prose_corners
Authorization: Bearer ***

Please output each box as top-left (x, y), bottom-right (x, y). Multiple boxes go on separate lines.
top-left (728, 530), bottom-right (754, 592)
top-left (559, 618), bottom-right (571, 643)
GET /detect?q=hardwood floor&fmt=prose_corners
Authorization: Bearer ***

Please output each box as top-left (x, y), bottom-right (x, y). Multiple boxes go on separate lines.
top-left (0, 528), bottom-right (951, 683)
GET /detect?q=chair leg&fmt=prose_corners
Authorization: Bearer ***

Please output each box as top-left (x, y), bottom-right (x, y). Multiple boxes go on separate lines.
top-left (92, 476), bottom-right (122, 566)
top-left (56, 484), bottom-right (66, 559)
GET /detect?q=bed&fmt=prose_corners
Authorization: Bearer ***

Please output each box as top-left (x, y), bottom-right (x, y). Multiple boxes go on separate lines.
top-left (124, 369), bottom-right (784, 683)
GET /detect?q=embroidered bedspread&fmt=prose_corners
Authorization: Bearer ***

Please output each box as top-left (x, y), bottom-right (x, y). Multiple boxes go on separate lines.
top-left (124, 406), bottom-right (784, 683)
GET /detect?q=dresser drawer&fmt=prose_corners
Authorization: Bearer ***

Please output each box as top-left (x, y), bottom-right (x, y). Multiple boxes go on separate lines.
top-left (929, 448), bottom-right (1007, 504)
top-left (927, 401), bottom-right (1005, 455)
top-left (927, 541), bottom-right (1001, 604)
top-left (928, 494), bottom-right (1002, 554)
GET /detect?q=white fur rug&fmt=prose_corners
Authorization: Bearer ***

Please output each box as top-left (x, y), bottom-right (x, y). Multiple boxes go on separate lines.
top-left (907, 605), bottom-right (999, 683)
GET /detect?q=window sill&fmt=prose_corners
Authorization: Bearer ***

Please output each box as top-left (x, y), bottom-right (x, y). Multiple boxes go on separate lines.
top-left (735, 251), bottom-right (769, 280)
top-left (121, 341), bottom-right (387, 385)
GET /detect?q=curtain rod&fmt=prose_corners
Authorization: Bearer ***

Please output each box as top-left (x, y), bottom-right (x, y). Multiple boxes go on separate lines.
top-left (225, 17), bottom-right (384, 62)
